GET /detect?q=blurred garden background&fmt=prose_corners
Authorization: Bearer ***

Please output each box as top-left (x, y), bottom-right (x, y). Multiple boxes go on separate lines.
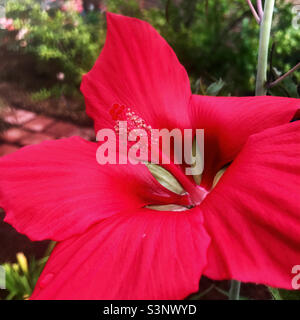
top-left (0, 0), bottom-right (299, 300)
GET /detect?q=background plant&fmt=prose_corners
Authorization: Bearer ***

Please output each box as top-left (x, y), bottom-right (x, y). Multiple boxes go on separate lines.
top-left (0, 0), bottom-right (298, 99)
top-left (1, 242), bottom-right (55, 300)
top-left (1, 0), bottom-right (105, 98)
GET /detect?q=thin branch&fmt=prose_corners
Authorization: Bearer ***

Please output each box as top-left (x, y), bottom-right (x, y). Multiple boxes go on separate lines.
top-left (257, 0), bottom-right (264, 19)
top-left (268, 62), bottom-right (300, 88)
top-left (247, 0), bottom-right (261, 24)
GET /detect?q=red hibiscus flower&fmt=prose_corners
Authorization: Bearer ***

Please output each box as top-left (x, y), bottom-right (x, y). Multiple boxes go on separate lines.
top-left (0, 12), bottom-right (299, 300)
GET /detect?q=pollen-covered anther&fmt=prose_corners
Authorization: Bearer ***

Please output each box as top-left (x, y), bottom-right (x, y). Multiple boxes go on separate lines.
top-left (110, 103), bottom-right (152, 136)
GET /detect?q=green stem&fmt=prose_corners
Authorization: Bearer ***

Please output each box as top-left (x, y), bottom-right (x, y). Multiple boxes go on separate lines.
top-left (255, 0), bottom-right (275, 96)
top-left (229, 280), bottom-right (241, 300)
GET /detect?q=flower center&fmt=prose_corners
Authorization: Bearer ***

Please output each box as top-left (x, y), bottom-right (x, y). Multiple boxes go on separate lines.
top-left (145, 163), bottom-right (208, 211)
top-left (145, 164), bottom-right (228, 212)
top-left (109, 103), bottom-right (227, 212)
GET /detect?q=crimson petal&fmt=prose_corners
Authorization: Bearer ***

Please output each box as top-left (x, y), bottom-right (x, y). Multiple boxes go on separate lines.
top-left (81, 12), bottom-right (192, 133)
top-left (201, 122), bottom-right (300, 289)
top-left (31, 208), bottom-right (210, 299)
top-left (190, 95), bottom-right (299, 188)
top-left (0, 137), bottom-right (184, 241)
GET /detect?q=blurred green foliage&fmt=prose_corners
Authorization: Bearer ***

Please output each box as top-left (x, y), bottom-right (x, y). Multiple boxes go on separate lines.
top-left (2, 0), bottom-right (105, 98)
top-left (1, 243), bottom-right (55, 300)
top-left (2, 252), bottom-right (48, 300)
top-left (269, 287), bottom-right (300, 300)
top-left (0, 0), bottom-right (298, 99)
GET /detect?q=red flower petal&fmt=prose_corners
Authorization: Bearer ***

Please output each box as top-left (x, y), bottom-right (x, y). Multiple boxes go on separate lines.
top-left (0, 137), bottom-right (184, 241)
top-left (81, 12), bottom-right (192, 133)
top-left (201, 122), bottom-right (300, 289)
top-left (31, 208), bottom-right (210, 299)
top-left (190, 95), bottom-right (299, 189)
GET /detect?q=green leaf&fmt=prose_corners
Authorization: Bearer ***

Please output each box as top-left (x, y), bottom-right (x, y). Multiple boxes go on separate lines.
top-left (206, 79), bottom-right (226, 96)
top-left (268, 287), bottom-right (282, 300)
top-left (273, 288), bottom-right (300, 300)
